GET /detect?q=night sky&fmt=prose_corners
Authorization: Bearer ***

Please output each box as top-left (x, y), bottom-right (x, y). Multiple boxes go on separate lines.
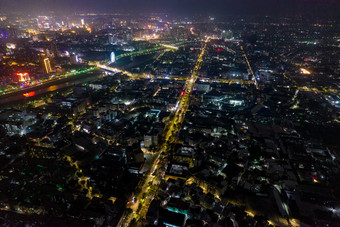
top-left (0, 0), bottom-right (339, 17)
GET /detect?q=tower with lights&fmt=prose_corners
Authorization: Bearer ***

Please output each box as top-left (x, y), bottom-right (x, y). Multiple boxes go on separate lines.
top-left (44, 58), bottom-right (52, 74)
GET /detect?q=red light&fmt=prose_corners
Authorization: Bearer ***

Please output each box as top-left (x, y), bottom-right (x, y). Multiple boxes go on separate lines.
top-left (23, 92), bottom-right (35, 97)
top-left (181, 91), bottom-right (185, 95)
top-left (217, 48), bottom-right (224, 53)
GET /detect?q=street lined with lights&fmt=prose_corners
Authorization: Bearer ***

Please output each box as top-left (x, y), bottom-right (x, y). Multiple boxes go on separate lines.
top-left (119, 37), bottom-right (210, 226)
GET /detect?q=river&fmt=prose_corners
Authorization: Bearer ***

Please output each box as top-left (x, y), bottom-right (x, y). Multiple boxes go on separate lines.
top-left (0, 69), bottom-right (105, 107)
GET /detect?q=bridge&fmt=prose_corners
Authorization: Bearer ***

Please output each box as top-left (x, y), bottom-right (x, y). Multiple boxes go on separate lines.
top-left (96, 64), bottom-right (152, 80)
top-left (160, 44), bottom-right (179, 50)
top-left (112, 41), bottom-right (190, 63)
top-left (115, 46), bottom-right (165, 62)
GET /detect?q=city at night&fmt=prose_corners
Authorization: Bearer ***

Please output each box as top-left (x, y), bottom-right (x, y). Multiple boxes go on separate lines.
top-left (0, 0), bottom-right (339, 226)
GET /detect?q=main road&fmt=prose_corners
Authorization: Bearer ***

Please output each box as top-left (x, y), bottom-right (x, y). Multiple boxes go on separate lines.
top-left (240, 45), bottom-right (258, 90)
top-left (118, 37), bottom-right (210, 226)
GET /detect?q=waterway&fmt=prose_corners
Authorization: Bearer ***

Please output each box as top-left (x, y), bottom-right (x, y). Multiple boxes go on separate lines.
top-left (0, 69), bottom-right (104, 107)
top-left (0, 53), bottom-right (160, 108)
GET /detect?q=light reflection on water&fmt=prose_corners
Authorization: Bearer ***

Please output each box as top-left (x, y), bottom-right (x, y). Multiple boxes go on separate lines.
top-left (47, 85), bottom-right (59, 92)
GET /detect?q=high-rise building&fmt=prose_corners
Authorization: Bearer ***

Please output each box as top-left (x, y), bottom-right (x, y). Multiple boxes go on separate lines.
top-left (44, 58), bottom-right (52, 74)
top-left (108, 36), bottom-right (117, 44)
top-left (50, 43), bottom-right (59, 58)
top-left (110, 52), bottom-right (116, 63)
top-left (134, 31), bottom-right (143, 39)
top-left (45, 49), bottom-right (52, 58)
top-left (70, 54), bottom-right (78, 64)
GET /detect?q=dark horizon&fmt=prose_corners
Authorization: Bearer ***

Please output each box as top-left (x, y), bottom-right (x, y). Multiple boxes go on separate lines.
top-left (0, 0), bottom-right (339, 18)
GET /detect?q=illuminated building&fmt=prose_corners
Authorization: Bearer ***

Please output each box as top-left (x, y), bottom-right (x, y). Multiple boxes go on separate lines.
top-left (44, 58), bottom-right (52, 74)
top-left (108, 36), bottom-right (116, 44)
top-left (135, 31), bottom-right (143, 39)
top-left (45, 49), bottom-right (52, 58)
top-left (44, 23), bottom-right (50, 29)
top-left (17, 72), bottom-right (30, 82)
top-left (0, 28), bottom-right (17, 39)
top-left (110, 52), bottom-right (116, 63)
top-left (6, 43), bottom-right (16, 49)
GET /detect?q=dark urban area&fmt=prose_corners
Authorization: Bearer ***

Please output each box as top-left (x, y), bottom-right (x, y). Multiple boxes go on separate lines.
top-left (0, 0), bottom-right (339, 226)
